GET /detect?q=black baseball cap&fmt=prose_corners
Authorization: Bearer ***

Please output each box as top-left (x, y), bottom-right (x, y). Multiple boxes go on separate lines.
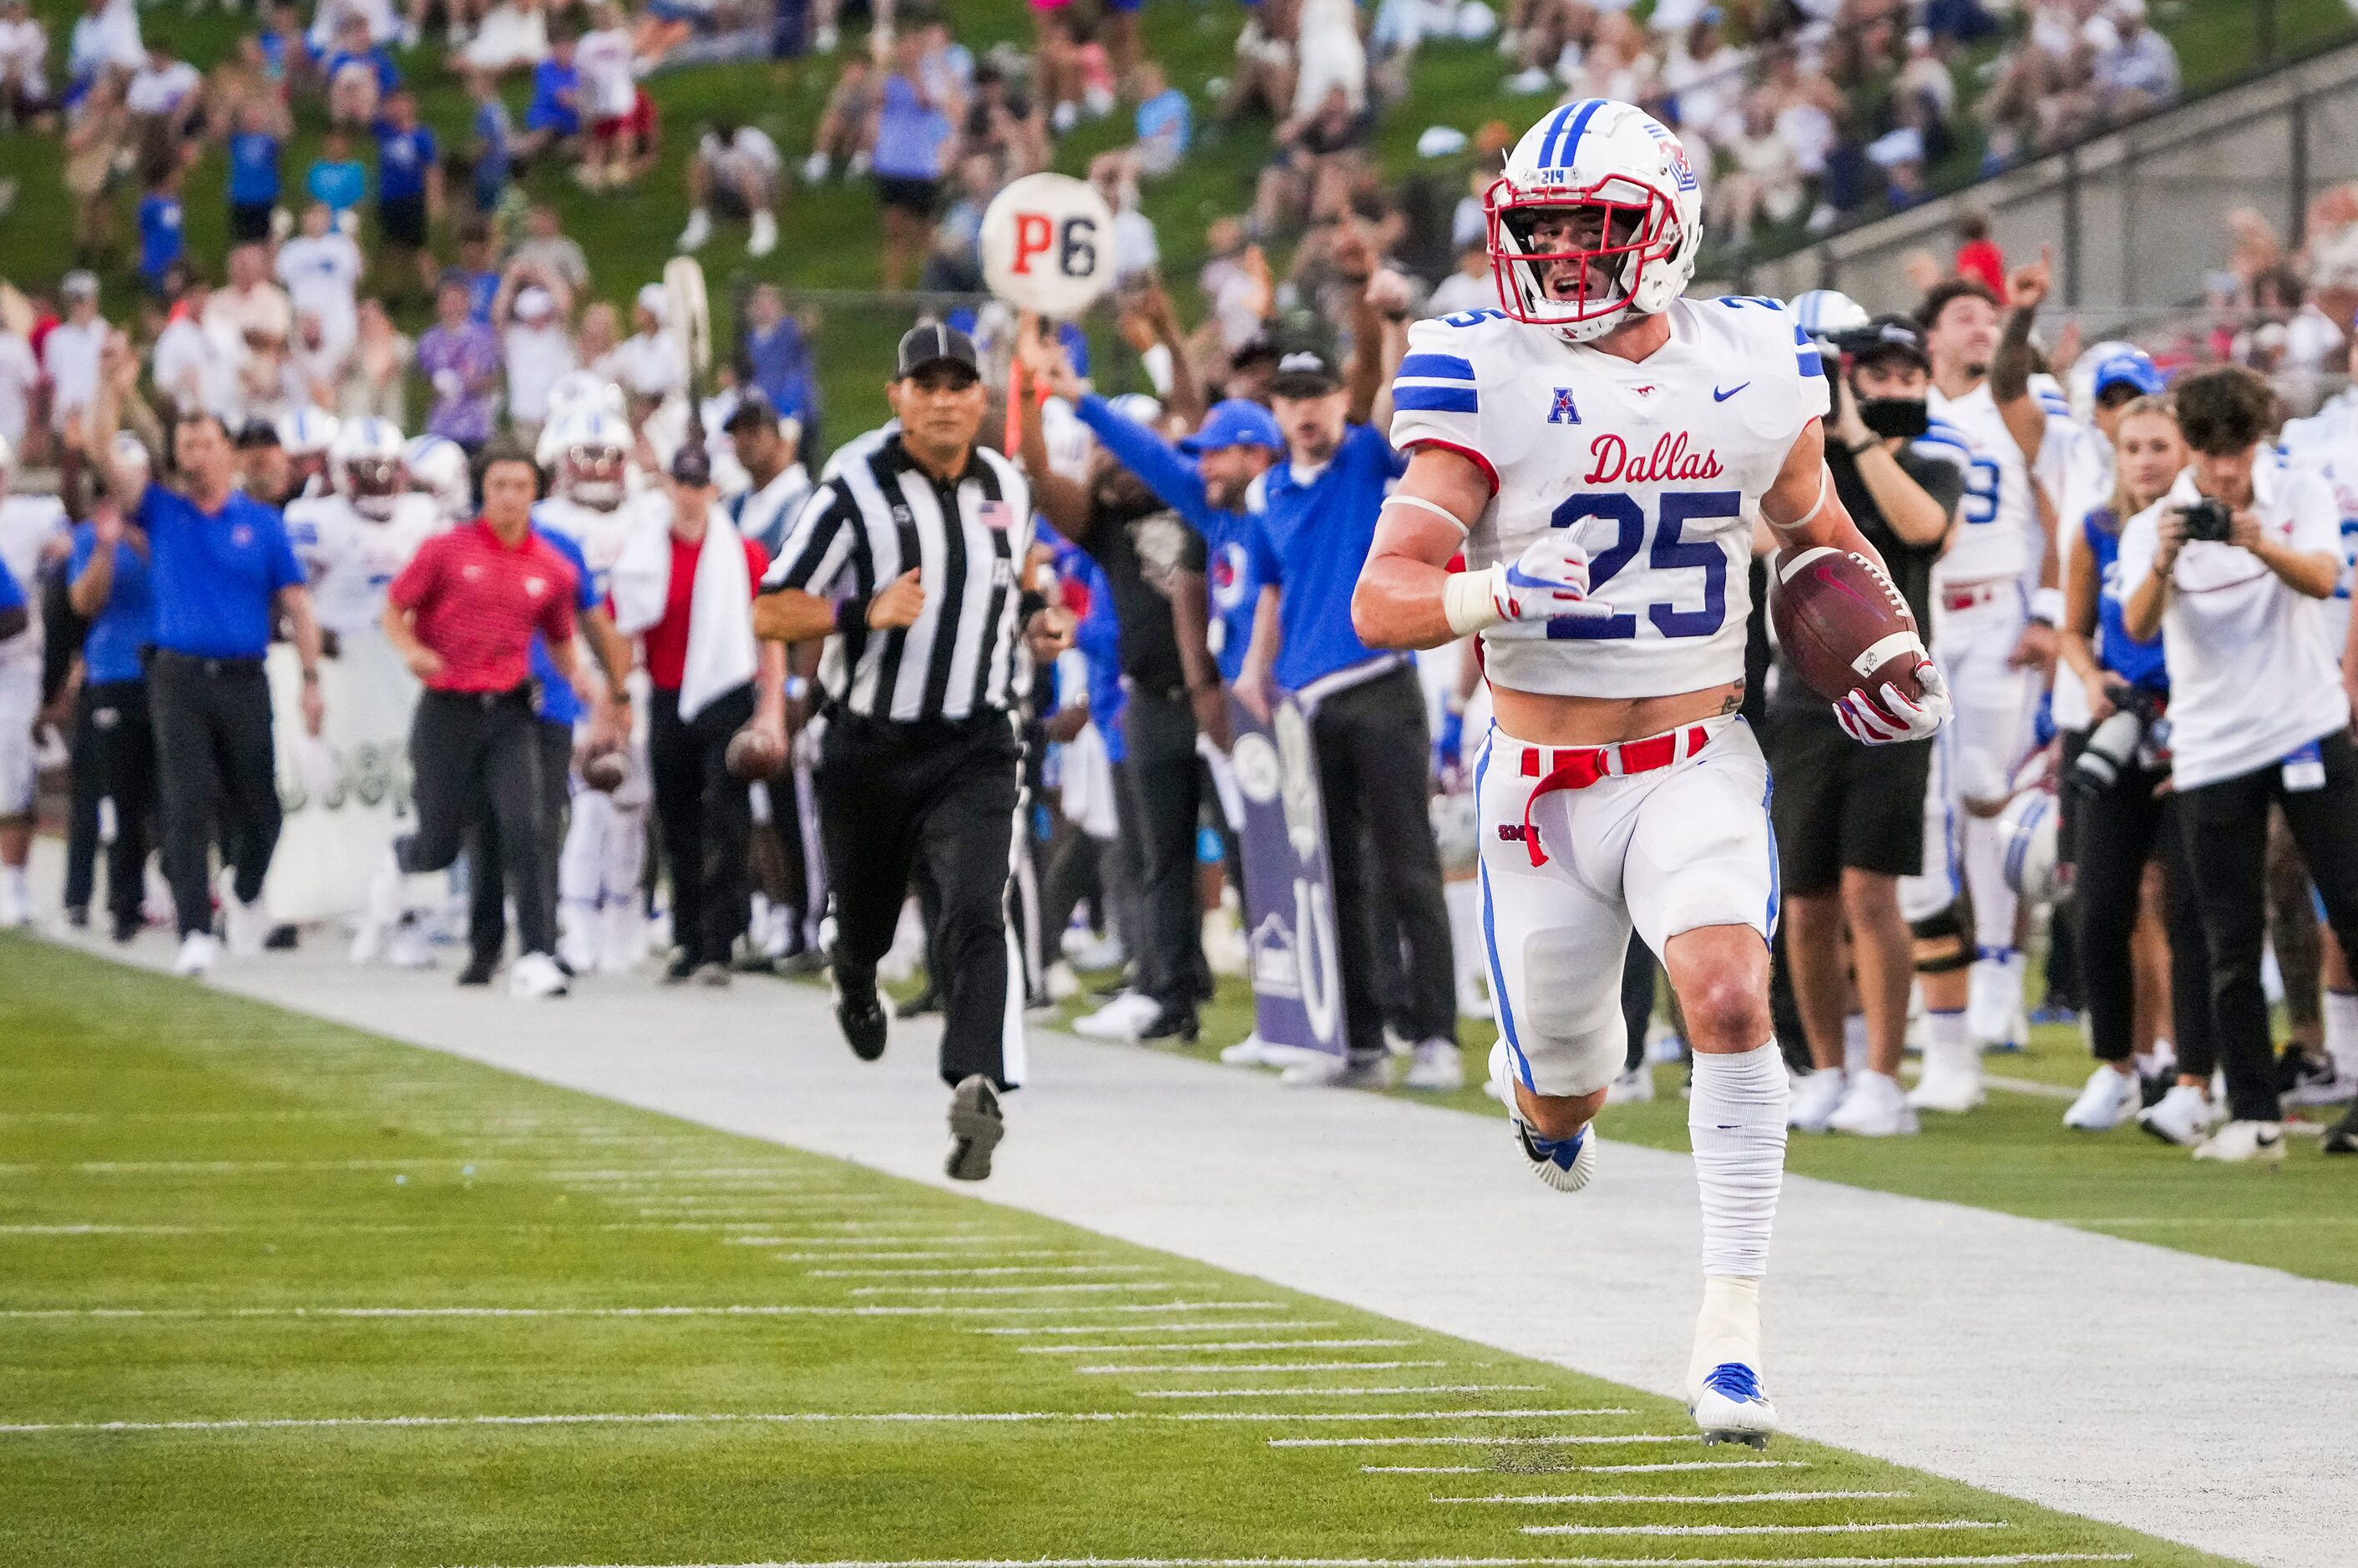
top-left (721, 388), bottom-right (778, 432)
top-left (235, 418), bottom-right (281, 449)
top-left (1838, 314), bottom-right (1932, 372)
top-left (1268, 344), bottom-right (1341, 399)
top-left (894, 322), bottom-right (980, 382)
top-left (670, 441), bottom-right (714, 487)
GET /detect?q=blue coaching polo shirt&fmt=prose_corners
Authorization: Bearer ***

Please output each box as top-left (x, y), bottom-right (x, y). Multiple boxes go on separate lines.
top-left (0, 554), bottom-right (21, 615)
top-left (529, 526), bottom-right (599, 726)
top-left (67, 524), bottom-right (156, 685)
top-left (134, 484), bottom-right (303, 659)
top-left (1242, 422), bottom-right (1406, 692)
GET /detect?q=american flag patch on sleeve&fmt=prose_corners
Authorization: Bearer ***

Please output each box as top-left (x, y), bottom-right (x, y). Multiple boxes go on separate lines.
top-left (979, 499), bottom-right (1014, 532)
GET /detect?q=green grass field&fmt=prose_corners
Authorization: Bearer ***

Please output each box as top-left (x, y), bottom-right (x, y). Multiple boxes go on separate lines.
top-left (0, 934), bottom-right (2251, 1566)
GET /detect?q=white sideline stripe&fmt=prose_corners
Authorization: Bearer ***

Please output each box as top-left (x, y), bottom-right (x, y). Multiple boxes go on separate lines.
top-left (1025, 1340), bottom-right (1410, 1355)
top-left (1362, 1466), bottom-right (1485, 1473)
top-left (436, 1556), bottom-right (2131, 1567)
top-left (1379, 1461), bottom-right (1809, 1477)
top-left (1174, 1410), bottom-right (1626, 1422)
top-left (0, 1301), bottom-right (1286, 1321)
top-left (1087, 1362), bottom-right (1449, 1374)
top-left (978, 1322), bottom-right (1327, 1337)
top-left (806, 1267), bottom-right (1156, 1279)
top-left (0, 1410), bottom-right (1629, 1435)
top-left (0, 1222), bottom-right (875, 1238)
top-left (1435, 1490), bottom-right (1907, 1505)
top-left (1138, 1387), bottom-right (1541, 1399)
top-left (848, 1283), bottom-right (1176, 1296)
top-left (1273, 1434), bottom-right (1693, 1448)
top-left (777, 1252), bottom-right (1092, 1262)
top-left (1522, 1521), bottom-right (2006, 1538)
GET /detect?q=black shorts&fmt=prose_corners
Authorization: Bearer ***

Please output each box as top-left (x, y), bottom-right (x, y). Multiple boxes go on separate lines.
top-left (228, 201), bottom-right (275, 244)
top-left (1765, 706), bottom-right (1932, 895)
top-left (380, 193), bottom-right (428, 247)
top-left (876, 175), bottom-right (938, 219)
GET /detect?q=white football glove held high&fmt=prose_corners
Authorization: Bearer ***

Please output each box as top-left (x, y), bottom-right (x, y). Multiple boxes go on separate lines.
top-left (1834, 657), bottom-right (1952, 746)
top-left (1490, 533), bottom-right (1617, 623)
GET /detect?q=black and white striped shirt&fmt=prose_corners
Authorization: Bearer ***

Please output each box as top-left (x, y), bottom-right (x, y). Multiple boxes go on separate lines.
top-left (762, 432), bottom-right (1035, 723)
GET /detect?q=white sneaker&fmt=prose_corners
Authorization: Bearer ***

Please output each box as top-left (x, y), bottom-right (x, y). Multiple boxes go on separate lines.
top-left (812, 21), bottom-right (837, 53)
top-left (1060, 928), bottom-right (1126, 971)
top-left (350, 848), bottom-right (404, 964)
top-left (1604, 1064), bottom-right (1655, 1103)
top-left (1044, 960), bottom-right (1080, 1001)
top-left (1402, 1037), bottom-right (1465, 1090)
top-left (747, 209), bottom-right (777, 258)
top-left (509, 950), bottom-right (569, 999)
top-left (1488, 1039), bottom-right (1594, 1190)
top-left (2062, 1064), bottom-right (2142, 1130)
top-left (1826, 1070), bottom-right (1918, 1136)
top-left (1787, 1067), bottom-right (1845, 1131)
top-left (215, 868), bottom-right (265, 958)
top-left (1219, 1032), bottom-right (1270, 1066)
top-left (676, 208), bottom-right (712, 252)
top-left (2193, 1118), bottom-right (2285, 1166)
top-left (0, 873), bottom-right (28, 928)
top-left (385, 915), bottom-right (437, 970)
top-left (1073, 991), bottom-right (1160, 1041)
top-left (172, 932), bottom-right (220, 977)
top-left (2138, 1083), bottom-right (2217, 1147)
top-left (1967, 952), bottom-right (2027, 1050)
top-left (559, 901), bottom-right (600, 976)
top-left (801, 150), bottom-right (830, 184)
top-left (1907, 1039), bottom-right (1985, 1112)
top-left (1283, 1051), bottom-right (1391, 1090)
top-left (600, 902), bottom-right (647, 974)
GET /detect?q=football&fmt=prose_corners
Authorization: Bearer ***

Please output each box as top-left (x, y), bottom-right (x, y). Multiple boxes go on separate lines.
top-left (724, 723), bottom-right (787, 782)
top-left (578, 746), bottom-right (630, 794)
top-left (1770, 545), bottom-right (1926, 709)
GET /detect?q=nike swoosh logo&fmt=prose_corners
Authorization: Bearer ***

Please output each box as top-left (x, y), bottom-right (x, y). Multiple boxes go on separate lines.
top-left (1713, 382), bottom-right (1749, 402)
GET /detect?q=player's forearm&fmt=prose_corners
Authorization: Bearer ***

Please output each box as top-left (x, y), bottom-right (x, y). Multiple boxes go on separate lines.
top-left (752, 587), bottom-right (838, 645)
top-left (2256, 540), bottom-right (2340, 599)
top-left (1351, 554), bottom-right (1460, 651)
top-left (1989, 304), bottom-right (2037, 407)
top-left (68, 551), bottom-right (116, 619)
top-left (2122, 572), bottom-right (2168, 643)
top-left (281, 588), bottom-right (324, 675)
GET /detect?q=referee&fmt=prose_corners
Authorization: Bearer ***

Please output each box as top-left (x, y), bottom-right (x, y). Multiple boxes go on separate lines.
top-left (751, 323), bottom-right (1050, 1182)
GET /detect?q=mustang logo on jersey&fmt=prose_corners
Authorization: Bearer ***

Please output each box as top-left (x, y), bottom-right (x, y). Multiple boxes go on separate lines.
top-left (1583, 431), bottom-right (1726, 486)
top-left (1548, 388), bottom-right (1581, 425)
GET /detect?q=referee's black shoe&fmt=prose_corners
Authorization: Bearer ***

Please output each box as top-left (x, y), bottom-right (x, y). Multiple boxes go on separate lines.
top-left (947, 1075), bottom-right (1004, 1181)
top-left (833, 964), bottom-right (889, 1062)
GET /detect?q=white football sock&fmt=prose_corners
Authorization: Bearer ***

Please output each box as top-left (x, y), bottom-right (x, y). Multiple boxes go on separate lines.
top-left (1841, 1012), bottom-right (1868, 1075)
top-left (2325, 989), bottom-right (2358, 1079)
top-left (1926, 1004), bottom-right (1971, 1051)
top-left (1688, 1041), bottom-right (1789, 1279)
top-left (1688, 1274), bottom-right (1763, 1393)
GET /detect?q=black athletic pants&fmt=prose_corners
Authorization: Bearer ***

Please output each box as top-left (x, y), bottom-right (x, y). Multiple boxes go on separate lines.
top-left (2177, 730), bottom-right (2358, 1123)
top-left (63, 678), bottom-right (155, 928)
top-left (148, 652), bottom-right (280, 939)
top-left (1123, 718), bottom-right (1212, 1019)
top-left (398, 685), bottom-right (554, 959)
top-left (1622, 930), bottom-right (1658, 1074)
top-left (2072, 761), bottom-right (2214, 1074)
top-left (1310, 665), bottom-right (1456, 1060)
top-left (819, 708), bottom-right (1021, 1088)
top-left (650, 683), bottom-right (756, 969)
top-left (468, 717), bottom-right (574, 967)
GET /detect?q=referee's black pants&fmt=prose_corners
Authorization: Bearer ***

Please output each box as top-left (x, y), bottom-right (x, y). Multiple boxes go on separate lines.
top-left (64, 678), bottom-right (156, 929)
top-left (467, 716), bottom-right (574, 967)
top-left (2178, 730), bottom-right (2358, 1123)
top-left (2072, 761), bottom-right (2214, 1075)
top-left (148, 652), bottom-right (281, 939)
top-left (397, 686), bottom-right (554, 958)
top-left (650, 682), bottom-right (756, 969)
top-left (820, 709), bottom-right (1021, 1089)
top-left (1310, 665), bottom-right (1456, 1060)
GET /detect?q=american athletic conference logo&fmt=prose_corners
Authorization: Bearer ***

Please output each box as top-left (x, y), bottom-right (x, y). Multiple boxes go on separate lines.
top-left (1548, 388), bottom-right (1581, 425)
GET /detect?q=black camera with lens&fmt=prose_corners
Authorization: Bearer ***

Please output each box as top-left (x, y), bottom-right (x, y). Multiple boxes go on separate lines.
top-left (2178, 496), bottom-right (2234, 544)
top-left (2072, 683), bottom-right (2168, 793)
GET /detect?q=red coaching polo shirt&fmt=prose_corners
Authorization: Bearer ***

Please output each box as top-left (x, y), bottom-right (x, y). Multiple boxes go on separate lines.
top-left (388, 519), bottom-right (580, 694)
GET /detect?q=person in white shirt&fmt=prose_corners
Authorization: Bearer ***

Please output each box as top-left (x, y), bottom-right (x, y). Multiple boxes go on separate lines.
top-left (0, 432), bottom-right (69, 925)
top-left (66, 0), bottom-right (139, 89)
top-left (151, 276), bottom-right (242, 426)
top-left (274, 202), bottom-right (367, 365)
top-left (0, 0), bottom-right (51, 119)
top-left (676, 121), bottom-right (782, 260)
top-left (2118, 365), bottom-right (2358, 1165)
top-left (499, 284), bottom-right (577, 444)
top-left (43, 272), bottom-right (106, 460)
top-left (206, 243), bottom-right (296, 347)
top-left (0, 324), bottom-right (37, 456)
top-left (124, 42), bottom-right (198, 126)
top-left (605, 285), bottom-right (686, 409)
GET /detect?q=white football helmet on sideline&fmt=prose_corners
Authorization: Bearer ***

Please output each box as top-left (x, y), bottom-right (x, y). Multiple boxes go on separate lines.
top-left (277, 406), bottom-right (341, 493)
top-left (1488, 98), bottom-right (1703, 343)
top-left (1790, 289), bottom-right (1870, 346)
top-left (331, 417), bottom-right (407, 520)
top-left (404, 436), bottom-right (473, 521)
top-left (541, 372), bottom-right (629, 457)
top-left (1996, 788), bottom-right (2063, 906)
top-left (551, 409), bottom-right (634, 510)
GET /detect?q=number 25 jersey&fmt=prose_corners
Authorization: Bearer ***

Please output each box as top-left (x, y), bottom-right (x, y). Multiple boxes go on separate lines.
top-left (1389, 296), bottom-right (1829, 700)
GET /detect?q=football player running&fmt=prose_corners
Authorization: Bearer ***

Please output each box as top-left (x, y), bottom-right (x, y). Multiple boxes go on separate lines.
top-left (534, 403), bottom-right (659, 974)
top-left (1352, 99), bottom-right (1951, 1448)
top-left (290, 417), bottom-right (450, 645)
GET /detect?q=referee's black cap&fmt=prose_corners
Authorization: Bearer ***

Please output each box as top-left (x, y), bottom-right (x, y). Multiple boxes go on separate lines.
top-left (894, 322), bottom-right (980, 383)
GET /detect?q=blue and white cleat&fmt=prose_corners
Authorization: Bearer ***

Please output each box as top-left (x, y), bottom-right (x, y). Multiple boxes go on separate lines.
top-left (1489, 1041), bottom-right (1596, 1192)
top-left (1688, 1360), bottom-right (1779, 1449)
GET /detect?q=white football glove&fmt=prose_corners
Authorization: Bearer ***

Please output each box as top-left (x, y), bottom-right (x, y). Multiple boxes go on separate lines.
top-left (1834, 657), bottom-right (1952, 746)
top-left (1488, 533), bottom-right (1617, 624)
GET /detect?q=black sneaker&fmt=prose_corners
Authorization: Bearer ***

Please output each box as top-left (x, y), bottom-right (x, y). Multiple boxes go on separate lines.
top-left (63, 904), bottom-right (89, 929)
top-left (1139, 1006), bottom-right (1199, 1044)
top-left (264, 923), bottom-right (300, 951)
top-left (2325, 1101), bottom-right (2358, 1156)
top-left (662, 952), bottom-right (697, 984)
top-left (109, 913), bottom-right (139, 944)
top-left (946, 1074), bottom-right (1004, 1181)
top-left (834, 966), bottom-right (888, 1061)
top-left (457, 953), bottom-right (498, 987)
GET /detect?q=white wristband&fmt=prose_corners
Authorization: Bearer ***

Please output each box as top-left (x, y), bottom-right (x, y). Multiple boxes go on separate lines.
top-left (2028, 586), bottom-right (2064, 626)
top-left (1444, 565), bottom-right (1505, 638)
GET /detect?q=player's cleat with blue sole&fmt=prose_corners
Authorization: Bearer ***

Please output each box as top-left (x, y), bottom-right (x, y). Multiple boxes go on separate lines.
top-left (1489, 1041), bottom-right (1596, 1192)
top-left (1689, 1360), bottom-right (1778, 1449)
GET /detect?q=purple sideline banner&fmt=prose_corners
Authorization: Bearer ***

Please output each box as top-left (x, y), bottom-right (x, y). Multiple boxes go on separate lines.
top-left (1225, 691), bottom-right (1345, 1060)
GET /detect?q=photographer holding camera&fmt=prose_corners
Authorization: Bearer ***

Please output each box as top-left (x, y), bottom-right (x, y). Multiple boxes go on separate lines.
top-left (2118, 366), bottom-right (2358, 1163)
top-left (2055, 395), bottom-right (2216, 1139)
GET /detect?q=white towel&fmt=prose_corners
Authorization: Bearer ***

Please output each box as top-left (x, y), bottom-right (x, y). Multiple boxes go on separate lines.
top-left (607, 501), bottom-right (760, 722)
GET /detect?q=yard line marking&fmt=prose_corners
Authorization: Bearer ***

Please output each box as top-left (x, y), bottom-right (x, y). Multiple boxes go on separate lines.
top-left (1089, 1362), bottom-right (1450, 1374)
top-left (1273, 1434), bottom-right (1694, 1449)
top-left (0, 1222), bottom-right (876, 1238)
top-left (0, 1301), bottom-right (1286, 1321)
top-left (777, 1252), bottom-right (1091, 1262)
top-left (1522, 1520), bottom-right (2006, 1537)
top-left (848, 1283), bottom-right (1176, 1297)
top-left (1380, 1461), bottom-right (1810, 1476)
top-left (807, 1267), bottom-right (1156, 1279)
top-left (978, 1322), bottom-right (1326, 1337)
top-left (1435, 1490), bottom-right (1906, 1505)
top-left (1138, 1386), bottom-right (1541, 1399)
top-left (439, 1555), bottom-right (2132, 1567)
top-left (1978, 1073), bottom-right (2078, 1102)
top-left (1361, 1466), bottom-right (1485, 1474)
top-left (1025, 1340), bottom-right (1411, 1355)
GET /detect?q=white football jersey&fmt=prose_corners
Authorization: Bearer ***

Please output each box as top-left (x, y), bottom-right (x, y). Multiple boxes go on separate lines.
top-left (0, 493), bottom-right (67, 670)
top-left (2035, 411), bottom-right (2116, 730)
top-left (288, 492), bottom-right (448, 640)
top-left (533, 491), bottom-right (658, 600)
top-left (1390, 296), bottom-right (1828, 700)
top-left (2278, 389), bottom-right (2358, 653)
top-left (1924, 379), bottom-right (2035, 587)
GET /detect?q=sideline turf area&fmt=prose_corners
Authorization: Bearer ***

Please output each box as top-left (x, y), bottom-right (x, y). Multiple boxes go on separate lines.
top-left (2, 937), bottom-right (2237, 1566)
